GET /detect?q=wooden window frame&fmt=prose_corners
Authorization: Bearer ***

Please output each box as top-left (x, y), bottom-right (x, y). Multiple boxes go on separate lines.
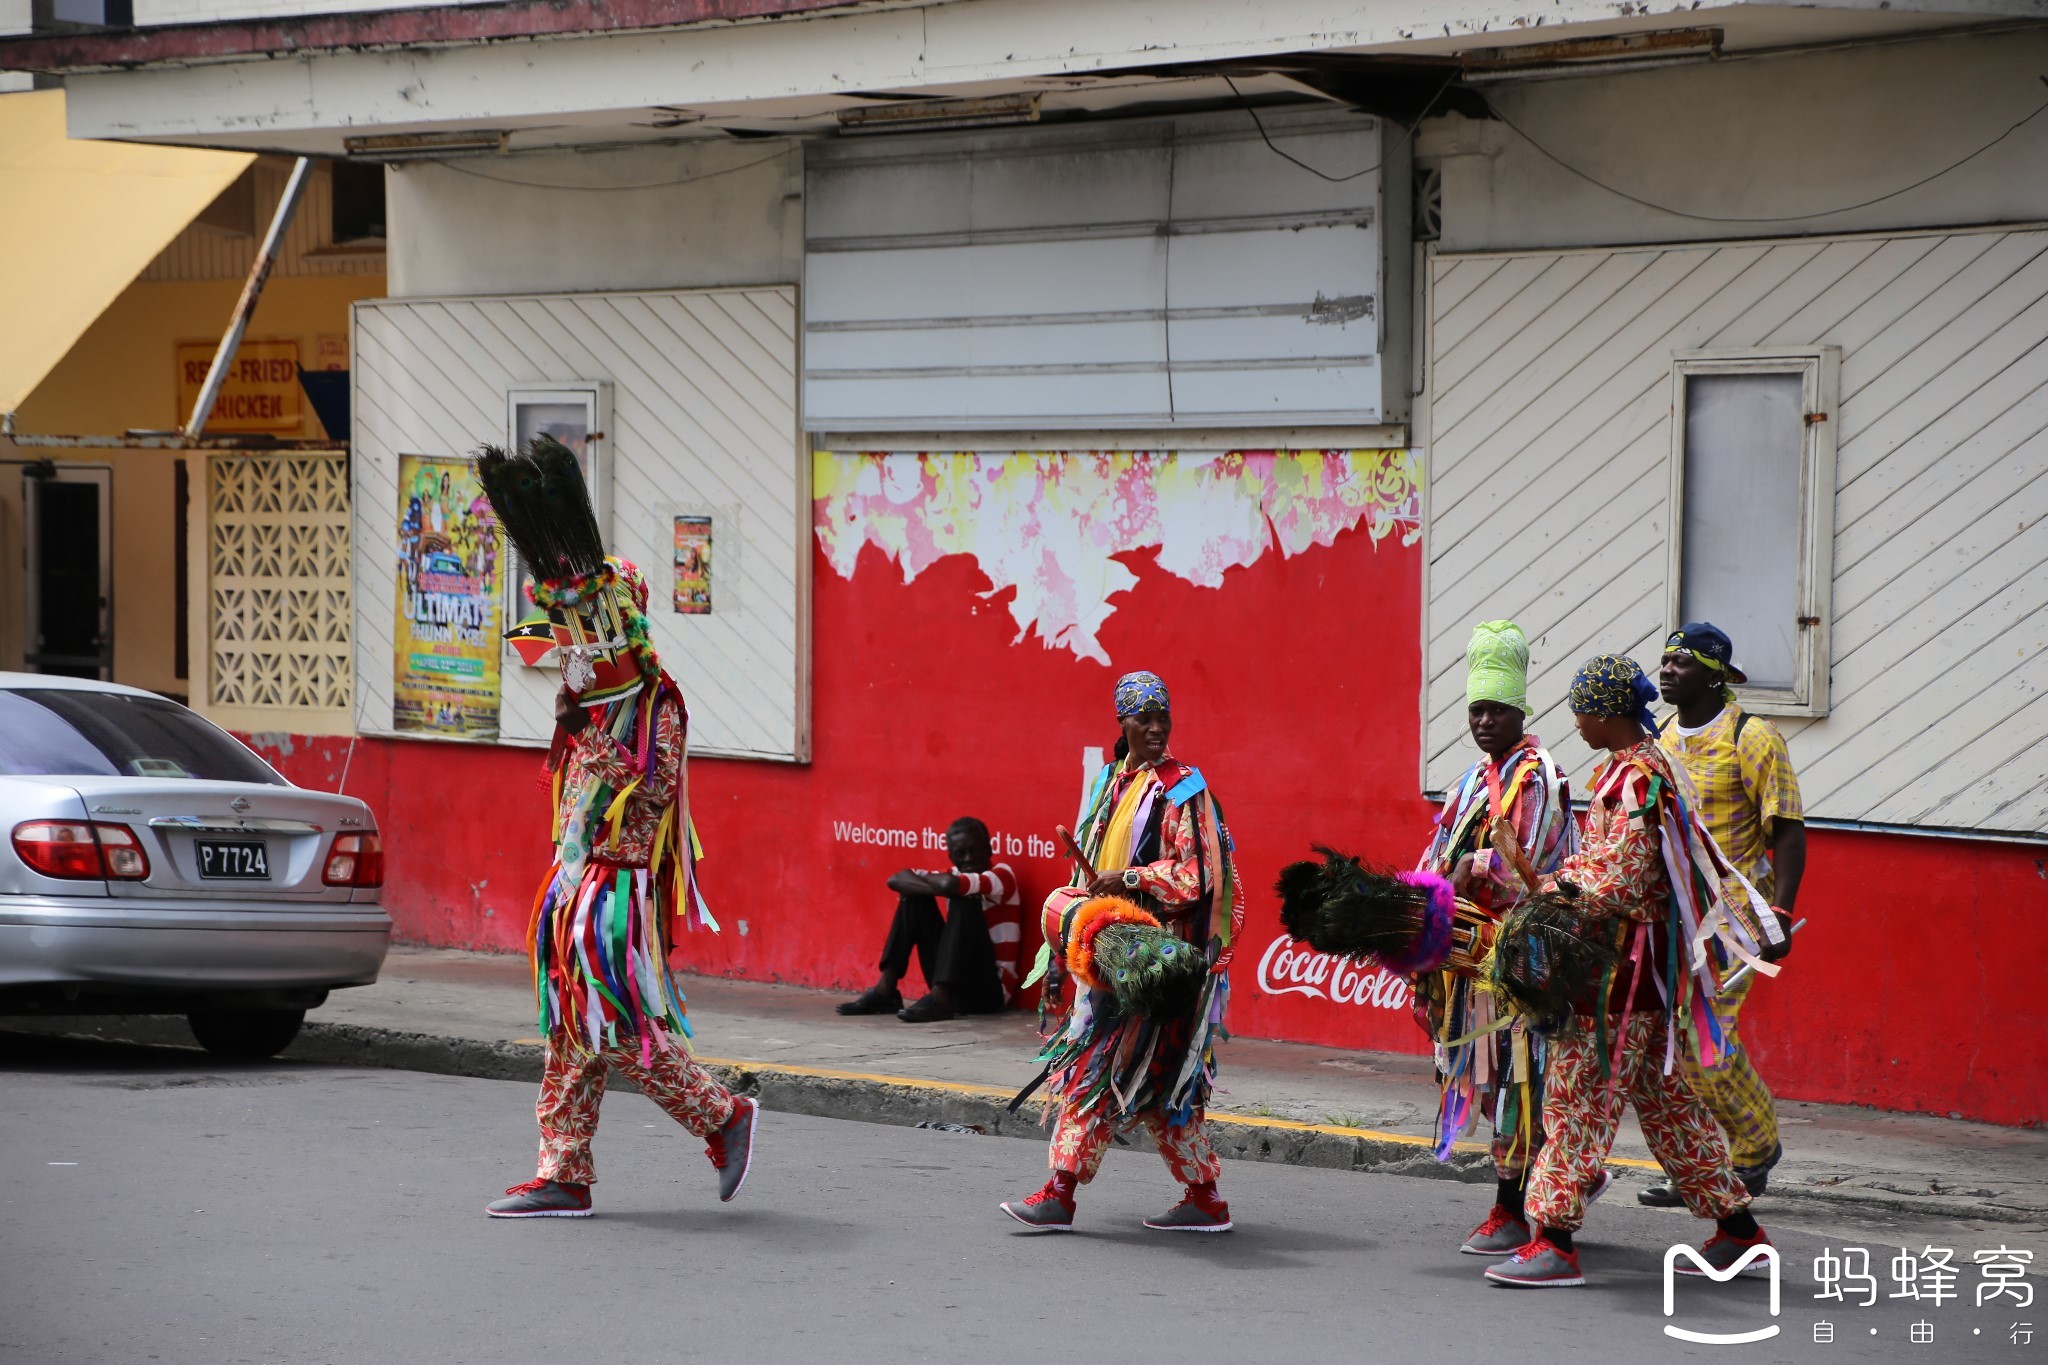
top-left (1665, 346), bottom-right (1839, 717)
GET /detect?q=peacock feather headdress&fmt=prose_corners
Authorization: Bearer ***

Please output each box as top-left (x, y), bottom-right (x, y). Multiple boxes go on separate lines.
top-left (474, 436), bottom-right (606, 591)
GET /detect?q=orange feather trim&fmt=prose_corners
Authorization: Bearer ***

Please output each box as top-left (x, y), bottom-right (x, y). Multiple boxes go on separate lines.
top-left (1064, 895), bottom-right (1163, 990)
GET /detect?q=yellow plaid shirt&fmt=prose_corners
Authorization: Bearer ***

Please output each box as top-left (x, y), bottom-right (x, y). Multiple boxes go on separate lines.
top-left (1658, 704), bottom-right (1803, 903)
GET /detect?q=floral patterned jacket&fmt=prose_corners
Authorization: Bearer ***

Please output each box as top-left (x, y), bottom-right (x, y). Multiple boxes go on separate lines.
top-left (1543, 738), bottom-right (1675, 1014)
top-left (556, 692), bottom-right (683, 869)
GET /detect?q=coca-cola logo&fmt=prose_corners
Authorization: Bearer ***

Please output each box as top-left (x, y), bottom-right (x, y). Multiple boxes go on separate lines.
top-left (1255, 934), bottom-right (1411, 1011)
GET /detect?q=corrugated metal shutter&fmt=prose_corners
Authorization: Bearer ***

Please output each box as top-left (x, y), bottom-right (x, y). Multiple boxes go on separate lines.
top-left (1422, 227), bottom-right (2048, 837)
top-left (351, 287), bottom-right (807, 761)
top-left (803, 107), bottom-right (1391, 431)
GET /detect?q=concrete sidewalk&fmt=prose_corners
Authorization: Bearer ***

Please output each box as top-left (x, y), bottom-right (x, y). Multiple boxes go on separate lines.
top-left (15, 944), bottom-right (2046, 1229)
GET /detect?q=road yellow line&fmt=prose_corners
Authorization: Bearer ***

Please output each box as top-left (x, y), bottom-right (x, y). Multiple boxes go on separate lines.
top-left (678, 1052), bottom-right (1664, 1173)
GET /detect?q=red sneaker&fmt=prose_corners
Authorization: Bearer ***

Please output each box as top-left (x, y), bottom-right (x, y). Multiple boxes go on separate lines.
top-left (1460, 1203), bottom-right (1533, 1256)
top-left (1484, 1235), bottom-right (1586, 1288)
top-left (999, 1177), bottom-right (1076, 1232)
top-left (1676, 1229), bottom-right (1775, 1278)
top-left (485, 1178), bottom-right (593, 1218)
top-left (705, 1097), bottom-right (759, 1203)
top-left (1143, 1182), bottom-right (1233, 1232)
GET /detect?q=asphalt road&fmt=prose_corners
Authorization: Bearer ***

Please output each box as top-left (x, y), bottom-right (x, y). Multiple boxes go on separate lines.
top-left (1, 1034), bottom-right (2038, 1365)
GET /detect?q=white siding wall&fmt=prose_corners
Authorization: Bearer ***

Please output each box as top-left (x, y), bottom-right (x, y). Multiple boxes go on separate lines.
top-left (351, 287), bottom-right (808, 760)
top-left (1423, 226), bottom-right (2048, 837)
top-left (386, 143), bottom-right (801, 300)
top-left (1434, 28), bottom-right (2048, 254)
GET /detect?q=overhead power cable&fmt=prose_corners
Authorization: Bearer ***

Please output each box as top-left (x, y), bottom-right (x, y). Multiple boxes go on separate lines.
top-left (1481, 75), bottom-right (2048, 225)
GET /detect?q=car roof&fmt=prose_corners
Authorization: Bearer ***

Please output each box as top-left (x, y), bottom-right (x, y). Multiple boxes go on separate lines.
top-left (0, 672), bottom-right (168, 700)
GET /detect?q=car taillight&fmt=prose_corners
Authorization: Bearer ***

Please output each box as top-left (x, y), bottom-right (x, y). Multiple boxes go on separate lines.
top-left (323, 832), bottom-right (383, 888)
top-left (12, 821), bottom-right (151, 881)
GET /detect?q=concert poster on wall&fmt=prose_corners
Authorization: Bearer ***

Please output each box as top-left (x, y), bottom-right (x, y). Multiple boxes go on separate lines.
top-left (673, 515), bottom-right (713, 615)
top-left (392, 453), bottom-right (503, 739)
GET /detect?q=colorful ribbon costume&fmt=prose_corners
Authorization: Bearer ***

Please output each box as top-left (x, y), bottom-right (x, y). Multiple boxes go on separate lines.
top-left (1017, 671), bottom-right (1244, 1214)
top-left (1415, 621), bottom-right (1577, 1169)
top-left (475, 438), bottom-right (748, 1199)
top-left (1519, 654), bottom-right (1780, 1237)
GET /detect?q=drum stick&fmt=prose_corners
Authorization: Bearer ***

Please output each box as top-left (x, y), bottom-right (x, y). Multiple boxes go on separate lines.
top-left (1055, 824), bottom-right (1098, 884)
top-left (1722, 917), bottom-right (1807, 990)
top-left (1489, 815), bottom-right (1544, 895)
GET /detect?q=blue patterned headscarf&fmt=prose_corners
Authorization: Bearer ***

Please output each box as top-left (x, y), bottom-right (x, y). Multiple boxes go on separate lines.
top-left (1567, 654), bottom-right (1659, 735)
top-left (1114, 670), bottom-right (1171, 718)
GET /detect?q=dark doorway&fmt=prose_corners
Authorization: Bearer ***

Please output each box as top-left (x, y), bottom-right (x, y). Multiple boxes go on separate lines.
top-left (24, 467), bottom-right (111, 679)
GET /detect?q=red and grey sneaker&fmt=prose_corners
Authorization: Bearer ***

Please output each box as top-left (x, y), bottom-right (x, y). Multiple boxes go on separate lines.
top-left (1584, 1168), bottom-right (1614, 1206)
top-left (1460, 1204), bottom-right (1532, 1256)
top-left (486, 1178), bottom-right (593, 1218)
top-left (999, 1177), bottom-right (1077, 1233)
top-left (706, 1097), bottom-right (759, 1203)
top-left (1142, 1182), bottom-right (1233, 1233)
top-left (1485, 1235), bottom-right (1586, 1288)
top-left (1676, 1229), bottom-right (1775, 1278)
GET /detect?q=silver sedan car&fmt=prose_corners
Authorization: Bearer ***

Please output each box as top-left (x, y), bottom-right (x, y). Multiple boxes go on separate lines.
top-left (0, 673), bottom-right (391, 1057)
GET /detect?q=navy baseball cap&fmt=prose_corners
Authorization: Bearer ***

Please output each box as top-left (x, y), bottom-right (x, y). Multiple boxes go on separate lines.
top-left (1663, 622), bottom-right (1748, 685)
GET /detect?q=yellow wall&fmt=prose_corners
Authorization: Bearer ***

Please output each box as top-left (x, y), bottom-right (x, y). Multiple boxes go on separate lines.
top-left (15, 273), bottom-right (384, 438)
top-left (2, 272), bottom-right (383, 698)
top-left (0, 444), bottom-right (184, 697)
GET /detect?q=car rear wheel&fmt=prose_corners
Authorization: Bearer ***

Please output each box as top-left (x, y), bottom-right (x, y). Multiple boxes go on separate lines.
top-left (186, 1007), bottom-right (306, 1059)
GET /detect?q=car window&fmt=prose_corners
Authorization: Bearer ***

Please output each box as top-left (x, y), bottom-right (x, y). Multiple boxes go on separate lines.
top-left (0, 689), bottom-right (284, 785)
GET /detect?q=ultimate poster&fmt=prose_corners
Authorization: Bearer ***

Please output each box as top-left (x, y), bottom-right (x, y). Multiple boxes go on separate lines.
top-left (393, 453), bottom-right (504, 739)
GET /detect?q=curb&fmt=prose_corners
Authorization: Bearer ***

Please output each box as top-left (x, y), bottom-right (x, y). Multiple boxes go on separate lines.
top-left (6, 1016), bottom-right (2041, 1227)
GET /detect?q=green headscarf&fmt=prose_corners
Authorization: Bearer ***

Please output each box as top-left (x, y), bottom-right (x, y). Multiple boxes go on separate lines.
top-left (1466, 620), bottom-right (1532, 716)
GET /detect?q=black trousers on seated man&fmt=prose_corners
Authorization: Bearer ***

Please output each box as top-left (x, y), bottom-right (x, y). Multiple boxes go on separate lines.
top-left (879, 893), bottom-right (1005, 1014)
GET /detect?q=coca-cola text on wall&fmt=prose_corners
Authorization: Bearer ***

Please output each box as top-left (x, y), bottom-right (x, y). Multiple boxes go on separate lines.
top-left (1255, 934), bottom-right (1411, 1012)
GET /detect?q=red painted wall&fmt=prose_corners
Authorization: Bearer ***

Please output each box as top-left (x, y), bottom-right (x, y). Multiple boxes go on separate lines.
top-left (247, 527), bottom-right (2048, 1128)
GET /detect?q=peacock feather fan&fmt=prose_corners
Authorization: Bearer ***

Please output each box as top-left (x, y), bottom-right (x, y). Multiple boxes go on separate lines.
top-left (1272, 847), bottom-right (1451, 970)
top-left (473, 436), bottom-right (607, 587)
top-left (1486, 891), bottom-right (1618, 1029)
top-left (1062, 895), bottom-right (1207, 1024)
top-left (1093, 922), bottom-right (1208, 1023)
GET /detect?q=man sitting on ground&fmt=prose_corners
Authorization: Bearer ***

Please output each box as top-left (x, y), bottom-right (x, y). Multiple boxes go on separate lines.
top-left (837, 816), bottom-right (1020, 1023)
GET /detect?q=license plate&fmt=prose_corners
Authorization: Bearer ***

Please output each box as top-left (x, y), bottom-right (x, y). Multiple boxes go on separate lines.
top-left (196, 840), bottom-right (269, 880)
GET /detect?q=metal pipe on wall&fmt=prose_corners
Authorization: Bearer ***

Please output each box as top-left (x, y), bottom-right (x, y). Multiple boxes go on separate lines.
top-left (183, 156), bottom-right (313, 442)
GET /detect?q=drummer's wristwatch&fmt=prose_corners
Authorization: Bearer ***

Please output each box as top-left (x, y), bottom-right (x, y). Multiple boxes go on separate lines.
top-left (1122, 868), bottom-right (1143, 891)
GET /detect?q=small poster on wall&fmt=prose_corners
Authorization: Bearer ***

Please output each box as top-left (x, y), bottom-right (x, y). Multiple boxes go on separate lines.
top-left (673, 515), bottom-right (713, 614)
top-left (393, 453), bottom-right (504, 739)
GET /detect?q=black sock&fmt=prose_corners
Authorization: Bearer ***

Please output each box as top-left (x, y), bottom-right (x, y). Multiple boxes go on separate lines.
top-left (1718, 1210), bottom-right (1760, 1241)
top-left (1496, 1177), bottom-right (1526, 1217)
top-left (1543, 1226), bottom-right (1574, 1252)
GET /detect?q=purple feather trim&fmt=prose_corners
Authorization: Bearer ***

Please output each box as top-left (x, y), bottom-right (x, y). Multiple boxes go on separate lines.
top-left (1380, 870), bottom-right (1457, 975)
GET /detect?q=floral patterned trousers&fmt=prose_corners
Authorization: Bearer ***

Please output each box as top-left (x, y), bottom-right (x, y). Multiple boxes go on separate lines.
top-left (1524, 1013), bottom-right (1751, 1231)
top-left (1047, 1099), bottom-right (1222, 1186)
top-left (534, 1030), bottom-right (738, 1185)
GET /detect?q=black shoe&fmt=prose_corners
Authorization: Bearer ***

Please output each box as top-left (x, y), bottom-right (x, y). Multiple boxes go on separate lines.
top-left (897, 992), bottom-right (955, 1023)
top-left (836, 985), bottom-right (902, 1016)
top-left (1734, 1142), bottom-right (1783, 1197)
top-left (1636, 1181), bottom-right (1685, 1207)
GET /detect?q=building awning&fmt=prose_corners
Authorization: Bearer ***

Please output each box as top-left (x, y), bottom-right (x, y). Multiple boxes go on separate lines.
top-left (0, 89), bottom-right (252, 415)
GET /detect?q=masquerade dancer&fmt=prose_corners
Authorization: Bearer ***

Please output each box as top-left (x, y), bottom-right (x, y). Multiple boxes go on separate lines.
top-left (1485, 654), bottom-right (1785, 1288)
top-left (477, 437), bottom-right (758, 1219)
top-left (1418, 623), bottom-right (1580, 1257)
top-left (1001, 671), bottom-right (1243, 1234)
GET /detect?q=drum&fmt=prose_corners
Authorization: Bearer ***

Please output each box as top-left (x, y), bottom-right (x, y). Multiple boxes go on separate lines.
top-left (1443, 898), bottom-right (1499, 978)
